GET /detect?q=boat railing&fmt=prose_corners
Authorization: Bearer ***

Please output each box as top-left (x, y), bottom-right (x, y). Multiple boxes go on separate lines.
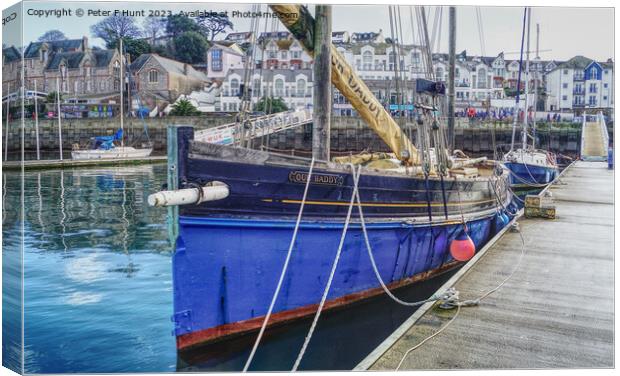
top-left (194, 108), bottom-right (313, 145)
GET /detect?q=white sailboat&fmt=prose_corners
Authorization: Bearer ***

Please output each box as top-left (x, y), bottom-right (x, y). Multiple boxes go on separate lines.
top-left (72, 39), bottom-right (153, 160)
top-left (502, 8), bottom-right (557, 188)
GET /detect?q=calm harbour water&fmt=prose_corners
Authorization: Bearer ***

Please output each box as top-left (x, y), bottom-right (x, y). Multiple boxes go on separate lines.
top-left (2, 164), bottom-right (455, 373)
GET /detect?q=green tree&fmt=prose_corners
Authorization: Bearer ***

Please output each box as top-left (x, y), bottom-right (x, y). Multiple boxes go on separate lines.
top-left (108, 37), bottom-right (152, 61)
top-left (197, 13), bottom-right (233, 42)
top-left (173, 32), bottom-right (208, 64)
top-left (45, 91), bottom-right (63, 103)
top-left (165, 14), bottom-right (202, 37)
top-left (169, 98), bottom-right (200, 116)
top-left (253, 97), bottom-right (289, 114)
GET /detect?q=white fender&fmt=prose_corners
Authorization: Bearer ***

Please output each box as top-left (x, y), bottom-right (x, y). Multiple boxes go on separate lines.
top-left (148, 185), bottom-right (229, 207)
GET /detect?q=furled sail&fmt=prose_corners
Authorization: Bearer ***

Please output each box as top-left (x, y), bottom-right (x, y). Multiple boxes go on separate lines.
top-left (270, 4), bottom-right (420, 165)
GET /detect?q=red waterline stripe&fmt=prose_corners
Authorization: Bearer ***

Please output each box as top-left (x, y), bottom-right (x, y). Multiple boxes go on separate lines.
top-left (176, 261), bottom-right (460, 351)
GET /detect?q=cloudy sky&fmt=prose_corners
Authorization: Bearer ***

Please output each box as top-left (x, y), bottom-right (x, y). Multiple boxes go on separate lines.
top-left (3, 0), bottom-right (614, 61)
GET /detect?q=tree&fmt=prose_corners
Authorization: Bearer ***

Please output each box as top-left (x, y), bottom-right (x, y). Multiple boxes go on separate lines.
top-left (169, 98), bottom-right (200, 116)
top-left (165, 14), bottom-right (201, 37)
top-left (173, 32), bottom-right (208, 64)
top-left (142, 17), bottom-right (166, 42)
top-left (91, 15), bottom-right (142, 48)
top-left (196, 13), bottom-right (233, 42)
top-left (45, 91), bottom-right (63, 103)
top-left (110, 37), bottom-right (152, 61)
top-left (253, 97), bottom-right (289, 114)
top-left (38, 30), bottom-right (67, 42)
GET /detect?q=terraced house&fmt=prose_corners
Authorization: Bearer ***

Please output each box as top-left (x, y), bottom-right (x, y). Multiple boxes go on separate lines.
top-left (2, 37), bottom-right (123, 102)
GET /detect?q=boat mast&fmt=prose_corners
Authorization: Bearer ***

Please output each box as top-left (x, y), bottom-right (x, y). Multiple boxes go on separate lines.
top-left (447, 6), bottom-right (456, 150)
top-left (509, 8), bottom-right (527, 152)
top-left (312, 5), bottom-right (332, 162)
top-left (522, 7), bottom-right (531, 151)
top-left (120, 38), bottom-right (124, 148)
top-left (532, 22), bottom-right (540, 149)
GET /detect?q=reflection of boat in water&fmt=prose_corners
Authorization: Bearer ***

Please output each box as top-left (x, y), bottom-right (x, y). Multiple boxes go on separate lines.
top-left (153, 4), bottom-right (514, 363)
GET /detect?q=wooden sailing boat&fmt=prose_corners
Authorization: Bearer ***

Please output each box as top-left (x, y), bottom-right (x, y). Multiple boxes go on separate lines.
top-left (503, 8), bottom-right (558, 188)
top-left (71, 39), bottom-right (153, 160)
top-left (151, 4), bottom-right (513, 356)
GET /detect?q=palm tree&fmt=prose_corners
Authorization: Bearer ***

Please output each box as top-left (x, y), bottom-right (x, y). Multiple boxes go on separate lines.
top-left (169, 98), bottom-right (200, 116)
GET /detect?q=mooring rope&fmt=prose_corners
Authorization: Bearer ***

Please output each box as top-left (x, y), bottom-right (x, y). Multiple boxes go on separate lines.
top-left (395, 222), bottom-right (528, 370)
top-left (292, 163), bottom-right (362, 371)
top-left (353, 169), bottom-right (449, 308)
top-left (243, 157), bottom-right (316, 372)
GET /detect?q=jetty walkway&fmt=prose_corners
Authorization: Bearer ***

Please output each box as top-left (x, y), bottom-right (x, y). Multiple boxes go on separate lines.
top-left (357, 161), bottom-right (613, 370)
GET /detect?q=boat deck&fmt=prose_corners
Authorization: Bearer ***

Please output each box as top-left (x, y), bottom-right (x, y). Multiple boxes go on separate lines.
top-left (2, 156), bottom-right (166, 171)
top-left (356, 161), bottom-right (614, 370)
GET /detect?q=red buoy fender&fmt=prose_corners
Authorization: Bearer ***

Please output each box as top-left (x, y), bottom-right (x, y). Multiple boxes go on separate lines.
top-left (450, 230), bottom-right (476, 261)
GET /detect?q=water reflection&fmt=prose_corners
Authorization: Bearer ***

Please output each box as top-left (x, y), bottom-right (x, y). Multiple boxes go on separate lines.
top-left (6, 164), bottom-right (458, 373)
top-left (6, 165), bottom-right (177, 373)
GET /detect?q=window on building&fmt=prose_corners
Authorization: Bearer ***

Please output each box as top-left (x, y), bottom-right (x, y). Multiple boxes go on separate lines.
top-left (477, 68), bottom-right (486, 88)
top-left (562, 83), bottom-right (568, 89)
top-left (563, 69), bottom-right (568, 74)
top-left (230, 78), bottom-right (240, 96)
top-left (281, 51), bottom-right (288, 59)
top-left (113, 61), bottom-right (120, 77)
top-left (436, 67), bottom-right (444, 81)
top-left (296, 78), bottom-right (306, 97)
top-left (292, 51), bottom-right (301, 59)
top-left (562, 95), bottom-right (567, 101)
top-left (388, 52), bottom-right (395, 70)
top-left (253, 78), bottom-right (261, 96)
top-left (211, 49), bottom-right (223, 71)
top-left (603, 96), bottom-right (608, 101)
top-left (590, 67), bottom-right (597, 78)
top-left (275, 78), bottom-right (284, 96)
top-left (604, 70), bottom-right (609, 75)
top-left (604, 83), bottom-right (608, 88)
top-left (411, 51), bottom-right (420, 67)
top-left (589, 96), bottom-right (596, 106)
top-left (589, 83), bottom-right (597, 93)
top-left (148, 69), bottom-right (159, 83)
top-left (362, 51), bottom-right (373, 70)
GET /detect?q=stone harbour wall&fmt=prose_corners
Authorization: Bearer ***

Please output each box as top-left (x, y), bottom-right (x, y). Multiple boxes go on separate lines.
top-left (4, 115), bottom-right (589, 159)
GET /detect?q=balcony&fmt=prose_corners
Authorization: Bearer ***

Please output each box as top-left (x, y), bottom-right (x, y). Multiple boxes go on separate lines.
top-left (573, 89), bottom-right (585, 95)
top-left (573, 74), bottom-right (585, 81)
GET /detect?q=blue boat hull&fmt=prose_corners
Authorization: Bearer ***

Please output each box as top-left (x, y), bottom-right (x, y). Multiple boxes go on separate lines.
top-left (173, 213), bottom-right (507, 350)
top-left (169, 127), bottom-right (513, 351)
top-left (504, 162), bottom-right (558, 188)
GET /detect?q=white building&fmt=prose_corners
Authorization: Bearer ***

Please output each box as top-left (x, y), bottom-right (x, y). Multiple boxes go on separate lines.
top-left (545, 56), bottom-right (614, 112)
top-left (220, 68), bottom-right (313, 112)
top-left (205, 43), bottom-right (245, 79)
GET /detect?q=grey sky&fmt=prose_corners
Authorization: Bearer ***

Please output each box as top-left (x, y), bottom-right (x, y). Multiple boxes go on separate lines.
top-left (5, 1), bottom-right (614, 61)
